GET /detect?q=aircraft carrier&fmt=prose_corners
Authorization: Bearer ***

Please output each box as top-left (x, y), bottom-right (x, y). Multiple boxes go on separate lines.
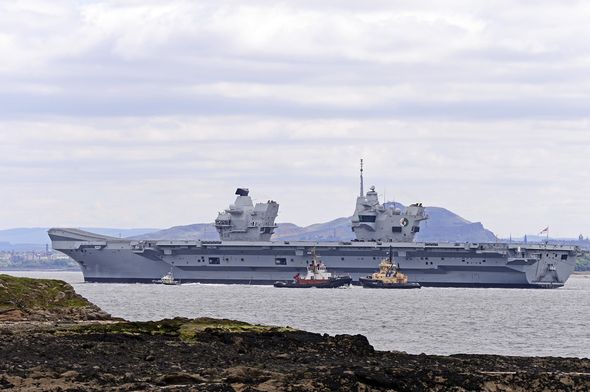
top-left (49, 164), bottom-right (578, 288)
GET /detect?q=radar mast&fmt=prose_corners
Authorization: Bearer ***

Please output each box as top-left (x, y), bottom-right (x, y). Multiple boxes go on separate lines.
top-left (360, 158), bottom-right (364, 197)
top-left (351, 160), bottom-right (428, 242)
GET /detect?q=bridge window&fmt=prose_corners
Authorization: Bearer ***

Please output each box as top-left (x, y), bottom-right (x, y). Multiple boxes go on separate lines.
top-left (411, 226), bottom-right (420, 233)
top-left (561, 254), bottom-right (568, 260)
top-left (208, 257), bottom-right (220, 264)
top-left (392, 226), bottom-right (402, 233)
top-left (359, 215), bottom-right (376, 222)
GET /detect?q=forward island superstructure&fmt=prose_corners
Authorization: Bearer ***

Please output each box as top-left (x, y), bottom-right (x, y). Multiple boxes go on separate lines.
top-left (49, 163), bottom-right (578, 288)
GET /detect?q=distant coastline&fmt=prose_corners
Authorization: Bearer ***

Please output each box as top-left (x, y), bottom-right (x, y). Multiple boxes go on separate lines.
top-left (0, 267), bottom-right (80, 272)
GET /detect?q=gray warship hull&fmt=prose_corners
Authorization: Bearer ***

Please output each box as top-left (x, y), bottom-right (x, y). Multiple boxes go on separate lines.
top-left (49, 228), bottom-right (577, 288)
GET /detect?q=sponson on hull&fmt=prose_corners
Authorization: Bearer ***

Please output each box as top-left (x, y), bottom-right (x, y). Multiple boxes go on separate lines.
top-left (49, 161), bottom-right (579, 288)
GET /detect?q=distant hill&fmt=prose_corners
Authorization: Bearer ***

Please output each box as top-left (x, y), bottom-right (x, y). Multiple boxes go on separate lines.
top-left (128, 224), bottom-right (219, 241)
top-left (274, 218), bottom-right (354, 241)
top-left (415, 206), bottom-right (497, 243)
top-left (0, 206), bottom-right (497, 246)
top-left (131, 205), bottom-right (497, 243)
top-left (4, 210), bottom-right (589, 271)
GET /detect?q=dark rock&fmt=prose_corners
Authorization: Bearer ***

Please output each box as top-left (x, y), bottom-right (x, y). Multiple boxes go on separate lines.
top-left (0, 376), bottom-right (14, 388)
top-left (332, 334), bottom-right (374, 355)
top-left (1, 276), bottom-right (588, 391)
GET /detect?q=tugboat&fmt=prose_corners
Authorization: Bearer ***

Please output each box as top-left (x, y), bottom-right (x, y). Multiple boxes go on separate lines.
top-left (274, 250), bottom-right (352, 288)
top-left (359, 249), bottom-right (421, 289)
top-left (152, 270), bottom-right (181, 285)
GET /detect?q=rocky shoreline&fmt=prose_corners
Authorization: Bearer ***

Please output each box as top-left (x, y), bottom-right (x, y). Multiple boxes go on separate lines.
top-left (1, 274), bottom-right (589, 391)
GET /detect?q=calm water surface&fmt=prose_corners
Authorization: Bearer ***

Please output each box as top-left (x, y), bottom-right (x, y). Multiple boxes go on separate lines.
top-left (7, 271), bottom-right (590, 358)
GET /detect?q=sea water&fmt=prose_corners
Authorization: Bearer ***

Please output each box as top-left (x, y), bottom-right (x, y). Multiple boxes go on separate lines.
top-left (6, 271), bottom-right (589, 358)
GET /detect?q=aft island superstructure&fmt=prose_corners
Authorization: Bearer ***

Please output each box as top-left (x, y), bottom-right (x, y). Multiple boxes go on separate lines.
top-left (49, 164), bottom-right (578, 288)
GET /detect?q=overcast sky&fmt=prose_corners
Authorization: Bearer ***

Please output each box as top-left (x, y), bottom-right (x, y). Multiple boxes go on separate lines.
top-left (1, 0), bottom-right (589, 237)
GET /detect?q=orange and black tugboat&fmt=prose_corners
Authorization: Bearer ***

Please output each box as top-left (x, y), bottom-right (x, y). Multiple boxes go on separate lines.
top-left (359, 249), bottom-right (421, 289)
top-left (274, 250), bottom-right (352, 288)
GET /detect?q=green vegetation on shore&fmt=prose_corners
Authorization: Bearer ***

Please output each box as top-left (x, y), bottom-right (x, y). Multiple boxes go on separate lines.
top-left (0, 274), bottom-right (110, 321)
top-left (0, 274), bottom-right (88, 313)
top-left (0, 274), bottom-right (301, 328)
top-left (74, 317), bottom-right (297, 342)
top-left (576, 253), bottom-right (590, 271)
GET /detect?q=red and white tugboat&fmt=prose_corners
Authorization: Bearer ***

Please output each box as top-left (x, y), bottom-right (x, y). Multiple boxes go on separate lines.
top-left (274, 249), bottom-right (352, 288)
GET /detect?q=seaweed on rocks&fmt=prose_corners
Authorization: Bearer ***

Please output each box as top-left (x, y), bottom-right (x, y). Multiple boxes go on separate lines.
top-left (0, 275), bottom-right (589, 391)
top-left (2, 320), bottom-right (588, 391)
top-left (0, 274), bottom-right (111, 321)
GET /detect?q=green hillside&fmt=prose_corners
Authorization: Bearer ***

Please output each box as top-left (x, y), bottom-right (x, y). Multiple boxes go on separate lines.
top-left (576, 253), bottom-right (590, 271)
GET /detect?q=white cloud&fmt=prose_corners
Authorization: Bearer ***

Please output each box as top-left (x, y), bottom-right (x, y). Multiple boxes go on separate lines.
top-left (0, 1), bottom-right (589, 237)
top-left (1, 117), bottom-right (589, 237)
